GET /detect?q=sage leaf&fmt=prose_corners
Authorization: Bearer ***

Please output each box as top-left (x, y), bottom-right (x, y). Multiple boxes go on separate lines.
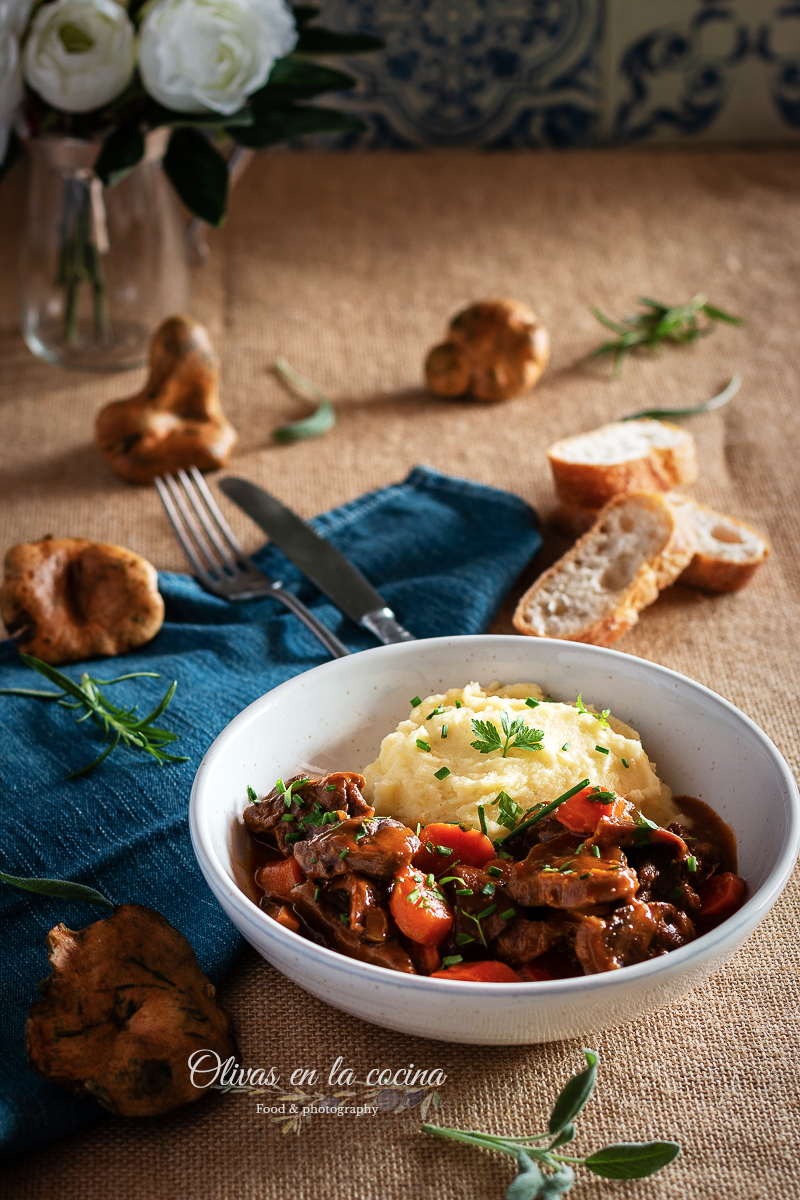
top-left (548, 1122), bottom-right (575, 1149)
top-left (231, 105), bottom-right (365, 149)
top-left (548, 1048), bottom-right (599, 1134)
top-left (272, 357), bottom-right (337, 443)
top-left (294, 27), bottom-right (383, 53)
top-left (537, 1165), bottom-right (575, 1197)
top-left (95, 122), bottom-right (145, 188)
top-left (164, 128), bottom-right (228, 227)
top-left (0, 869), bottom-right (113, 908)
top-left (583, 1140), bottom-right (681, 1179)
top-left (621, 373), bottom-right (743, 422)
top-left (506, 1152), bottom-right (545, 1200)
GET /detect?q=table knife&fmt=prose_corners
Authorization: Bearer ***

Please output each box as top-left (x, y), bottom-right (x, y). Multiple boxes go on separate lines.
top-left (219, 477), bottom-right (416, 645)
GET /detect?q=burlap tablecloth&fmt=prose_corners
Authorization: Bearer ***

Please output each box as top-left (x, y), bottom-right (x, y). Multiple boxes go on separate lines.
top-left (1, 149), bottom-right (799, 1199)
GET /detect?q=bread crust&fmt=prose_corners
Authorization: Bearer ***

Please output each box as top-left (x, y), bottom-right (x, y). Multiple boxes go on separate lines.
top-left (664, 495), bottom-right (770, 592)
top-left (548, 420), bottom-right (698, 509)
top-left (513, 493), bottom-right (696, 646)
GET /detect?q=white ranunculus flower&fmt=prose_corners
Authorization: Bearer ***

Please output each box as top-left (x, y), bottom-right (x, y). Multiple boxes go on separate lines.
top-left (139, 0), bottom-right (297, 116)
top-left (0, 0), bottom-right (34, 161)
top-left (22, 0), bottom-right (136, 114)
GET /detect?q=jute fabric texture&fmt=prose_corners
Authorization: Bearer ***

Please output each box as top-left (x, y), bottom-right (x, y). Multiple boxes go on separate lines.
top-left (1, 149), bottom-right (799, 1199)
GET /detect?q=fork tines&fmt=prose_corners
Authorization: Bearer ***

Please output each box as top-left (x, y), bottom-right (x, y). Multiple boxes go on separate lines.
top-left (154, 467), bottom-right (248, 590)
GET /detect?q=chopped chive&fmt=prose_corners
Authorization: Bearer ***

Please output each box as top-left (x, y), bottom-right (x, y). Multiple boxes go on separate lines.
top-left (284, 795), bottom-right (293, 809)
top-left (455, 887), bottom-right (473, 896)
top-left (246, 785), bottom-right (258, 803)
top-left (455, 700), bottom-right (462, 708)
top-left (310, 854), bottom-right (317, 864)
top-left (579, 873), bottom-right (591, 880)
top-left (575, 842), bottom-right (586, 855)
top-left (477, 805), bottom-right (488, 836)
top-left (426, 841), bottom-right (434, 853)
top-left (592, 845), bottom-right (600, 858)
top-left (339, 913), bottom-right (349, 924)
top-left (427, 706), bottom-right (445, 719)
top-left (416, 739), bottom-right (431, 752)
top-left (410, 696), bottom-right (421, 707)
top-left (525, 697), bottom-right (539, 709)
top-left (314, 886), bottom-right (320, 901)
top-left (561, 742), bottom-right (570, 752)
top-left (281, 813), bottom-right (294, 823)
top-left (482, 882), bottom-right (495, 897)
top-left (326, 784), bottom-right (338, 791)
top-left (436, 845), bottom-right (453, 856)
top-left (486, 865), bottom-right (503, 878)
top-left (426, 873), bottom-right (435, 886)
top-left (406, 888), bottom-right (421, 904)
top-left (477, 903), bottom-right (497, 919)
top-left (687, 855), bottom-right (698, 872)
top-left (595, 745), bottom-right (609, 755)
top-left (434, 766), bottom-right (451, 780)
top-left (284, 832), bottom-right (302, 844)
top-left (275, 778), bottom-right (286, 793)
top-left (500, 778), bottom-right (590, 844)
top-left (338, 848), bottom-right (349, 859)
top-left (621, 757), bottom-right (630, 768)
top-left (454, 932), bottom-right (474, 945)
top-left (441, 724), bottom-right (448, 739)
top-left (500, 908), bottom-right (515, 921)
top-left (670, 885), bottom-right (684, 902)
top-left (416, 823), bottom-right (422, 836)
top-left (441, 954), bottom-right (463, 967)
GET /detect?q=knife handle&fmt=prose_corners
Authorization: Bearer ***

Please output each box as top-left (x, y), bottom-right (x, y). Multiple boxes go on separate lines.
top-left (360, 607), bottom-right (416, 645)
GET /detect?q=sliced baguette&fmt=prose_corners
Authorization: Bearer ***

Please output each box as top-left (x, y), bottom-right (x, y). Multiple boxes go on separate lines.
top-left (513, 492), bottom-right (696, 646)
top-left (548, 419), bottom-right (698, 509)
top-left (665, 493), bottom-right (770, 592)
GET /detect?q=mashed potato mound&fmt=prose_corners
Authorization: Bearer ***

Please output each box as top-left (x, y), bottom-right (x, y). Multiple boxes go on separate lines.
top-left (362, 681), bottom-right (678, 838)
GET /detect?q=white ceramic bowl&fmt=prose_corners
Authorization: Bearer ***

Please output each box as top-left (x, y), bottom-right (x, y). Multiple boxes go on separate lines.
top-left (190, 636), bottom-right (800, 1044)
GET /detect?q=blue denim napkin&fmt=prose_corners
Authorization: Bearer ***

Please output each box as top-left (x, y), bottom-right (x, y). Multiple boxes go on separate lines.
top-left (0, 465), bottom-right (541, 1160)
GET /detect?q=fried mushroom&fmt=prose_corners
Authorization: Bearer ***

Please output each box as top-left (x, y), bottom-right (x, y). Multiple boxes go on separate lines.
top-left (425, 299), bottom-right (550, 402)
top-left (26, 905), bottom-right (237, 1117)
top-left (0, 535), bottom-right (164, 664)
top-left (95, 314), bottom-right (238, 485)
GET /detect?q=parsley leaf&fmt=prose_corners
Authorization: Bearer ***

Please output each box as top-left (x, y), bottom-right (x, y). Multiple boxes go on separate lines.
top-left (495, 790), bottom-right (524, 830)
top-left (470, 711), bottom-right (544, 758)
top-left (576, 693), bottom-right (610, 728)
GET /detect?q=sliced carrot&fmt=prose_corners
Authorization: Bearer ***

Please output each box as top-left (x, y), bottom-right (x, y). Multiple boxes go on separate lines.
top-left (519, 962), bottom-right (554, 982)
top-left (699, 871), bottom-right (745, 921)
top-left (255, 856), bottom-right (305, 901)
top-left (390, 865), bottom-right (454, 945)
top-left (431, 961), bottom-right (522, 983)
top-left (412, 943), bottom-right (442, 974)
top-left (413, 822), bottom-right (495, 873)
top-left (265, 903), bottom-right (300, 934)
top-left (556, 785), bottom-right (627, 835)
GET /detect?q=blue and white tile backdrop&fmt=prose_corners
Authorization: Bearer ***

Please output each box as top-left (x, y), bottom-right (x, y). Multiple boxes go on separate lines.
top-left (301, 0), bottom-right (800, 147)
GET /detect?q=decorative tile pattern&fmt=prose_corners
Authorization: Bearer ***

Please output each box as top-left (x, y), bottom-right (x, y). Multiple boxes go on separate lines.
top-left (308, 0), bottom-right (800, 145)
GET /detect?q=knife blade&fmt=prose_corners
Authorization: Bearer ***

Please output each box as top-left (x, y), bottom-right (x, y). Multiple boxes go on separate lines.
top-left (219, 477), bottom-right (416, 645)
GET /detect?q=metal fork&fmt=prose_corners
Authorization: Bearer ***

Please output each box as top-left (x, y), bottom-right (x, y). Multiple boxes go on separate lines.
top-left (154, 467), bottom-right (350, 659)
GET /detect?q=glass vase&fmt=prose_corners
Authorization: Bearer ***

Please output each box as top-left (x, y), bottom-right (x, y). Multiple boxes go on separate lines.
top-left (19, 130), bottom-right (188, 371)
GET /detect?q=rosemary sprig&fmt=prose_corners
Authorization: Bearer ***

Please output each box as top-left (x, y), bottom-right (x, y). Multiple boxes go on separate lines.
top-left (621, 372), bottom-right (742, 421)
top-left (272, 358), bottom-right (337, 444)
top-left (0, 655), bottom-right (189, 779)
top-left (590, 294), bottom-right (741, 376)
top-left (423, 1049), bottom-right (680, 1197)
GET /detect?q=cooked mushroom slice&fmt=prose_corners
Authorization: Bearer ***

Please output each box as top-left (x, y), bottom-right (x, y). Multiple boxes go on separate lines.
top-left (291, 880), bottom-right (415, 973)
top-left (243, 773), bottom-right (374, 855)
top-left (293, 816), bottom-right (420, 881)
top-left (26, 905), bottom-right (237, 1117)
top-left (0, 536), bottom-right (164, 665)
top-left (95, 315), bottom-right (238, 485)
top-left (425, 299), bottom-right (550, 402)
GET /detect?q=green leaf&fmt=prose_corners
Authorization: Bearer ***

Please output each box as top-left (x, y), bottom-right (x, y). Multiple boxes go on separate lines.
top-left (506, 1152), bottom-right (546, 1200)
top-left (94, 122), bottom-right (145, 187)
top-left (163, 127), bottom-right (228, 227)
top-left (292, 5), bottom-right (320, 26)
top-left (621, 373), bottom-right (743, 422)
top-left (470, 718), bottom-right (503, 755)
top-left (258, 58), bottom-right (357, 102)
top-left (0, 869), bottom-right (113, 908)
top-left (701, 302), bottom-right (742, 324)
top-left (271, 356), bottom-right (338, 443)
top-left (230, 105), bottom-right (365, 148)
top-left (548, 1049), bottom-right (599, 1134)
top-left (294, 27), bottom-right (384, 54)
top-left (583, 1141), bottom-right (681, 1179)
top-left (499, 780), bottom-right (590, 845)
top-left (548, 1123), bottom-right (574, 1149)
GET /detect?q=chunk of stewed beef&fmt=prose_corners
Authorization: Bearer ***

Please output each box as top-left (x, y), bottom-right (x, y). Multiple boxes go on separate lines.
top-left (293, 817), bottom-right (420, 881)
top-left (323, 874), bottom-right (390, 943)
top-left (497, 916), bottom-right (569, 965)
top-left (243, 772), bottom-right (373, 855)
top-left (507, 834), bottom-right (638, 910)
top-left (573, 897), bottom-right (696, 973)
top-left (290, 880), bottom-right (415, 973)
top-left (443, 863), bottom-right (517, 949)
